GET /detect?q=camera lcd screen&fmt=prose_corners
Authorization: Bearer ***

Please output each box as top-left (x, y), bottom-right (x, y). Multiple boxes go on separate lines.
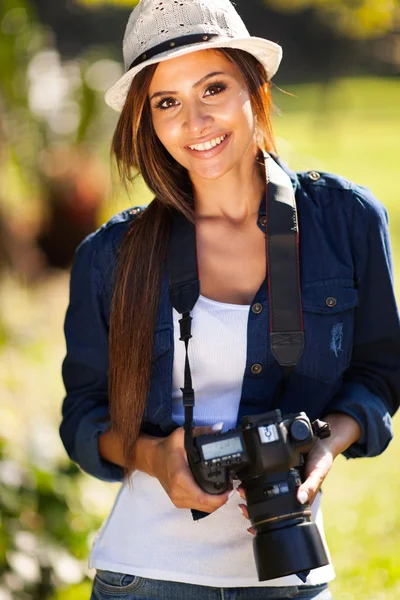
top-left (202, 437), bottom-right (243, 460)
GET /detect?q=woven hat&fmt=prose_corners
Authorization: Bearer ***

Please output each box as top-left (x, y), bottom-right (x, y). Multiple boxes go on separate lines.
top-left (105, 0), bottom-right (282, 112)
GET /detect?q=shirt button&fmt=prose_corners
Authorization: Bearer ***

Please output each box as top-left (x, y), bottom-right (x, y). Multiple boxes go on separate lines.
top-left (308, 170), bottom-right (321, 181)
top-left (129, 207), bottom-right (141, 216)
top-left (326, 296), bottom-right (337, 308)
top-left (251, 363), bottom-right (263, 375)
top-left (252, 303), bottom-right (263, 315)
top-left (259, 216), bottom-right (267, 227)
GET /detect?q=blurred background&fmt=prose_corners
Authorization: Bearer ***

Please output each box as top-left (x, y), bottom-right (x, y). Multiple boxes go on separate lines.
top-left (0, 0), bottom-right (399, 598)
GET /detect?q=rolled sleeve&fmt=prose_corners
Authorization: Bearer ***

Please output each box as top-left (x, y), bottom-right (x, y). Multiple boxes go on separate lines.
top-left (60, 233), bottom-right (124, 482)
top-left (328, 381), bottom-right (393, 458)
top-left (325, 186), bottom-right (400, 457)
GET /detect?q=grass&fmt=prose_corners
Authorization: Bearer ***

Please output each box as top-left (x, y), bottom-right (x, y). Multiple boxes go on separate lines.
top-left (271, 77), bottom-right (400, 600)
top-left (272, 77), bottom-right (400, 258)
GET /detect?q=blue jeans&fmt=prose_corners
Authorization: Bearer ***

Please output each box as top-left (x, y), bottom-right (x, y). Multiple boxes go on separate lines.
top-left (90, 570), bottom-right (332, 599)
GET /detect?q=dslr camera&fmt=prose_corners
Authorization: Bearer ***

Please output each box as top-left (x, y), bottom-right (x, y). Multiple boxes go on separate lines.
top-left (187, 409), bottom-right (331, 581)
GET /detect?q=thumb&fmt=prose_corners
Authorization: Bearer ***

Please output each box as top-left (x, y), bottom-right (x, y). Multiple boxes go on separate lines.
top-left (297, 487), bottom-right (310, 505)
top-left (297, 464), bottom-right (327, 506)
top-left (297, 445), bottom-right (334, 505)
top-left (193, 422), bottom-right (224, 437)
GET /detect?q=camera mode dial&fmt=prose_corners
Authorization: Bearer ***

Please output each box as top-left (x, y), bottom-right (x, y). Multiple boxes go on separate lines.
top-left (289, 419), bottom-right (310, 442)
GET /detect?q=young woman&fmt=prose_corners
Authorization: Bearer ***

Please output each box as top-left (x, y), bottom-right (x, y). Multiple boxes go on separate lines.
top-left (60, 1), bottom-right (400, 598)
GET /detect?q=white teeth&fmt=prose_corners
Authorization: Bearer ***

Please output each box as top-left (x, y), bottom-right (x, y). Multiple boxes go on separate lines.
top-left (189, 134), bottom-right (227, 151)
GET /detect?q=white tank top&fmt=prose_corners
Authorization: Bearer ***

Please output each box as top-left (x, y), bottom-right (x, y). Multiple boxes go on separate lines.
top-left (89, 295), bottom-right (335, 587)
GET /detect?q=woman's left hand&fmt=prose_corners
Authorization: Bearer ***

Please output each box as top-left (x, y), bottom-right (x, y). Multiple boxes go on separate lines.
top-left (238, 412), bottom-right (362, 534)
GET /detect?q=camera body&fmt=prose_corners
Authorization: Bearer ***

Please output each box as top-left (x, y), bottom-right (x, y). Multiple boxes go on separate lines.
top-left (187, 409), bottom-right (331, 581)
top-left (189, 409), bottom-right (323, 494)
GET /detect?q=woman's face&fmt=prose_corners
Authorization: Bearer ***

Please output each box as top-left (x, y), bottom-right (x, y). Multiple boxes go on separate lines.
top-left (148, 49), bottom-right (258, 182)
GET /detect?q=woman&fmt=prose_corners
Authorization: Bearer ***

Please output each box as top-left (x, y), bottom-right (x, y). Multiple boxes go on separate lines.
top-left (60, 1), bottom-right (400, 599)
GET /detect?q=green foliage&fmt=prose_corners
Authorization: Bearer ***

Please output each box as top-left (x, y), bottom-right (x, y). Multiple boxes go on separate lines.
top-left (0, 0), bottom-right (122, 228)
top-left (0, 0), bottom-right (43, 106)
top-left (273, 77), bottom-right (400, 257)
top-left (77, 0), bottom-right (139, 6)
top-left (0, 440), bottom-right (102, 599)
top-left (73, 0), bottom-right (400, 39)
top-left (53, 582), bottom-right (93, 600)
top-left (265, 0), bottom-right (400, 39)
top-left (0, 0), bottom-right (47, 200)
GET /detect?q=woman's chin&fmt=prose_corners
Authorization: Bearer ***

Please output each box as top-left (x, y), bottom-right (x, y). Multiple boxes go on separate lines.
top-left (188, 156), bottom-right (235, 182)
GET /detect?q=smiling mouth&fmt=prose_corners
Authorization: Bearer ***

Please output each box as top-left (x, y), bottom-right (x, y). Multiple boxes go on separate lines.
top-left (187, 133), bottom-right (229, 152)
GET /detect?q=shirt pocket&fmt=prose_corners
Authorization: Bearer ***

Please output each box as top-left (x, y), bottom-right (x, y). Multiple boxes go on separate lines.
top-left (145, 325), bottom-right (174, 423)
top-left (295, 279), bottom-right (359, 383)
top-left (94, 569), bottom-right (144, 596)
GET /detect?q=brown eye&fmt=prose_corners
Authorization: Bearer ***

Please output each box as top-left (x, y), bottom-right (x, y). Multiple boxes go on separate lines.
top-left (155, 97), bottom-right (178, 110)
top-left (204, 82), bottom-right (227, 97)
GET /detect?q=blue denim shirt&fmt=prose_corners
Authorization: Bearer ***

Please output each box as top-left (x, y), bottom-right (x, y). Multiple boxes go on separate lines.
top-left (60, 156), bottom-right (400, 482)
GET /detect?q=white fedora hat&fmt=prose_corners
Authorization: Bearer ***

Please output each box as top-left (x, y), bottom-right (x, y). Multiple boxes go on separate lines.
top-left (105, 0), bottom-right (283, 112)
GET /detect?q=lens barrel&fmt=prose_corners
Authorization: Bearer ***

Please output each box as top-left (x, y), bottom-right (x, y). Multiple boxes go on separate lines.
top-left (253, 521), bottom-right (329, 580)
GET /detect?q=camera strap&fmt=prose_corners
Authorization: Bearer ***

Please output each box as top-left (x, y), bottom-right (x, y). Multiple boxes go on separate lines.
top-left (167, 153), bottom-right (304, 445)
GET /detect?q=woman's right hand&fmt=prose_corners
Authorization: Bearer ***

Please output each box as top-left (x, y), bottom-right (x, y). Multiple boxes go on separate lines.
top-left (152, 427), bottom-right (231, 513)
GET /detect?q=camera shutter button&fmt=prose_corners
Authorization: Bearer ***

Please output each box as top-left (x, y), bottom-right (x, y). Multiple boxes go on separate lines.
top-left (290, 419), bottom-right (310, 442)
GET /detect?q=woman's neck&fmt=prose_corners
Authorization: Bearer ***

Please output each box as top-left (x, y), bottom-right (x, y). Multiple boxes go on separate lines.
top-left (192, 152), bottom-right (266, 225)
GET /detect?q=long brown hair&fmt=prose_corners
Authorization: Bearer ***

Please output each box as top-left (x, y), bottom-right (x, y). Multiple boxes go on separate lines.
top-left (109, 48), bottom-right (277, 475)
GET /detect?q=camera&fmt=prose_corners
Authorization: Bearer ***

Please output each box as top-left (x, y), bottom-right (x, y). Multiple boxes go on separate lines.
top-left (186, 409), bottom-right (331, 581)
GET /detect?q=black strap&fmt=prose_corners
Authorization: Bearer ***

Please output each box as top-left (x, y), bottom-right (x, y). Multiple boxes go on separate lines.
top-left (129, 33), bottom-right (220, 71)
top-left (168, 210), bottom-right (200, 453)
top-left (265, 156), bottom-right (304, 366)
top-left (271, 366), bottom-right (294, 409)
top-left (168, 210), bottom-right (199, 314)
top-left (167, 153), bottom-right (303, 442)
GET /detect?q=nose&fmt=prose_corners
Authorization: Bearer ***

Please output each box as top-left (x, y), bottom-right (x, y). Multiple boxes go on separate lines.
top-left (183, 100), bottom-right (213, 135)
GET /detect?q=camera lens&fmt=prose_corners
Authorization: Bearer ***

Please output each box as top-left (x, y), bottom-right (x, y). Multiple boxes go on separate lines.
top-left (238, 409), bottom-right (329, 582)
top-left (244, 470), bottom-right (329, 580)
top-left (253, 520), bottom-right (329, 580)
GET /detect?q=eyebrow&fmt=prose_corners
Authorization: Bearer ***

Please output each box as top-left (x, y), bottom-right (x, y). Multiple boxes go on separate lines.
top-left (149, 71), bottom-right (227, 101)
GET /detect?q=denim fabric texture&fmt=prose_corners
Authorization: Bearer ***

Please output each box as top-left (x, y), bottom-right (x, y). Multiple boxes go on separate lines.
top-left (60, 155), bottom-right (400, 483)
top-left (90, 570), bottom-right (332, 599)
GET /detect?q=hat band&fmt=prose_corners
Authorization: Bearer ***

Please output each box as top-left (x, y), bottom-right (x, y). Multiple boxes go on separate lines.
top-left (128, 33), bottom-right (220, 71)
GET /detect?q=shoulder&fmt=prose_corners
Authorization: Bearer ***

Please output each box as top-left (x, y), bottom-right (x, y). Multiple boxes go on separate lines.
top-left (72, 205), bottom-right (147, 275)
top-left (80, 205), bottom-right (146, 250)
top-left (275, 155), bottom-right (387, 222)
top-left (76, 205), bottom-right (146, 255)
top-left (295, 168), bottom-right (388, 226)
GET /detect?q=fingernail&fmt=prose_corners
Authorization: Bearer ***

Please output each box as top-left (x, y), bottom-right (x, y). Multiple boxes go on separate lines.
top-left (297, 490), bottom-right (308, 504)
top-left (211, 422), bottom-right (224, 432)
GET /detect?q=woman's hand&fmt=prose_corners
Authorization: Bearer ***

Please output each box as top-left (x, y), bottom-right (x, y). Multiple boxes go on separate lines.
top-left (153, 426), bottom-right (231, 513)
top-left (296, 412), bottom-right (362, 505)
top-left (238, 412), bottom-right (362, 533)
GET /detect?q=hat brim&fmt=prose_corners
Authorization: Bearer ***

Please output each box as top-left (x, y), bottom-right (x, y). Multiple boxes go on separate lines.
top-left (104, 36), bottom-right (282, 112)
